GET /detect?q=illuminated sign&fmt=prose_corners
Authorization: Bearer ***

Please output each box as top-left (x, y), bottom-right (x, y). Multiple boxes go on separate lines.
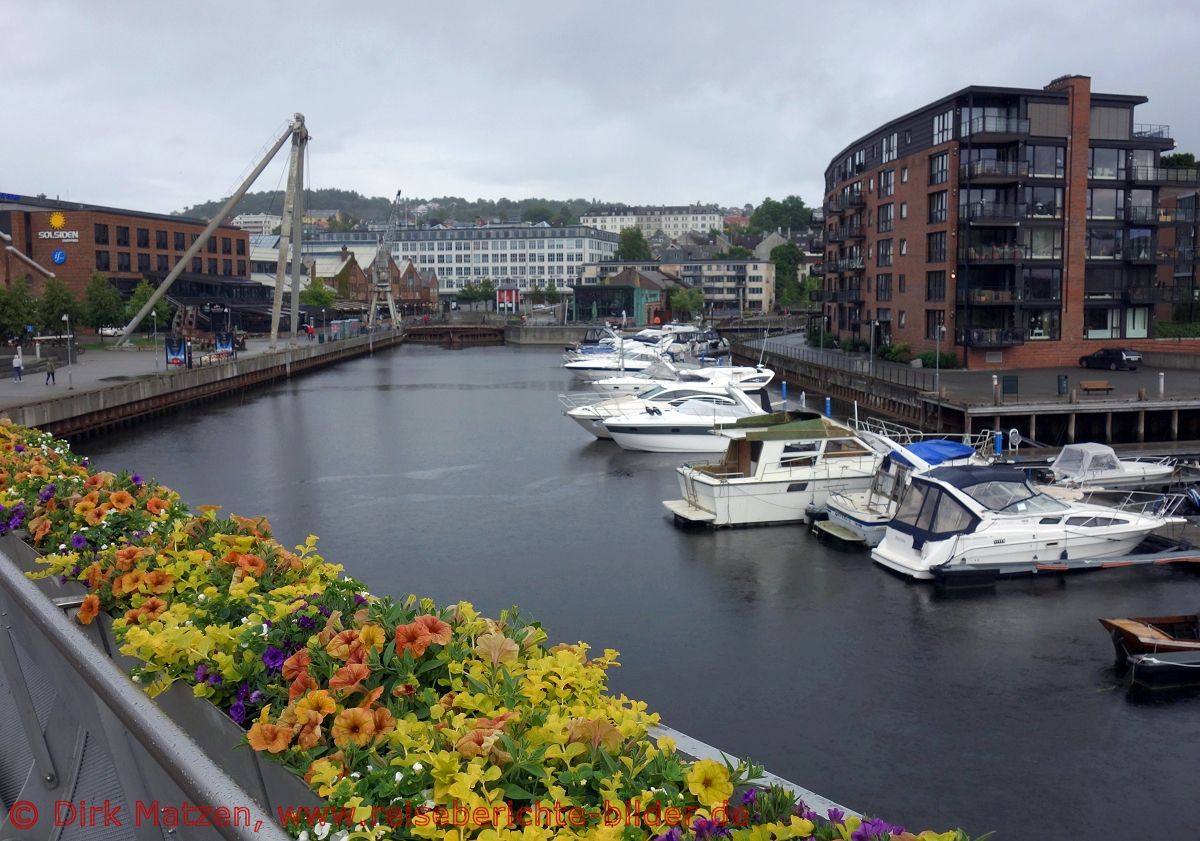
top-left (38, 230), bottom-right (79, 241)
top-left (52, 249), bottom-right (67, 265)
top-left (0, 192), bottom-right (20, 202)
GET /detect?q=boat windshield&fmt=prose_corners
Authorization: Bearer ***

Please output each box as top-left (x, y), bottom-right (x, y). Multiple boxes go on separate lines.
top-left (964, 480), bottom-right (1069, 513)
top-left (637, 386), bottom-right (668, 399)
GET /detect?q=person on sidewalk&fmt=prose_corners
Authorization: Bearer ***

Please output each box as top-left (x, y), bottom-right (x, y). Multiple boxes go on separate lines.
top-left (44, 355), bottom-right (56, 385)
top-left (11, 350), bottom-right (22, 382)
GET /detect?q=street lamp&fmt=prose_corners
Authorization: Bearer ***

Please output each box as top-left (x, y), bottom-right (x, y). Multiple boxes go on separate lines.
top-left (934, 322), bottom-right (946, 430)
top-left (152, 310), bottom-right (158, 371)
top-left (61, 313), bottom-right (72, 366)
top-left (322, 307), bottom-right (326, 337)
top-left (868, 319), bottom-right (878, 379)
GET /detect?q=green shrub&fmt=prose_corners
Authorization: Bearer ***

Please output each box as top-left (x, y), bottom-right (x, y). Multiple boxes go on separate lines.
top-left (877, 342), bottom-right (911, 362)
top-left (1156, 321), bottom-right (1200, 338)
top-left (918, 350), bottom-right (959, 369)
top-left (807, 332), bottom-right (838, 348)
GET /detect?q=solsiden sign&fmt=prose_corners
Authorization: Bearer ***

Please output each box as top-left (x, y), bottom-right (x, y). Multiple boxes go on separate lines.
top-left (39, 210), bottom-right (79, 242)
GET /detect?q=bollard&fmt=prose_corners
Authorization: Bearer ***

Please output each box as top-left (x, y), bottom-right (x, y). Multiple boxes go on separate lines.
top-left (781, 381), bottom-right (788, 404)
top-left (994, 430), bottom-right (1003, 456)
top-left (801, 390), bottom-right (806, 408)
top-left (1158, 372), bottom-right (1164, 398)
top-left (824, 396), bottom-right (832, 417)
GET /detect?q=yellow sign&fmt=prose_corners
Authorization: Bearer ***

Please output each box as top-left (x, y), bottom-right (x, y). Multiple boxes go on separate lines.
top-left (49, 211), bottom-right (67, 230)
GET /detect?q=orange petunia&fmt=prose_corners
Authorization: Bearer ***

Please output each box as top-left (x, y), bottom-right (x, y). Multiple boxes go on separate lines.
top-left (288, 670), bottom-right (317, 701)
top-left (295, 689), bottom-right (337, 719)
top-left (372, 706), bottom-right (395, 735)
top-left (231, 514), bottom-right (271, 537)
top-left (414, 614), bottom-right (453, 646)
top-left (73, 500), bottom-right (96, 517)
top-left (145, 497), bottom-right (169, 516)
top-left (76, 594), bottom-right (101, 625)
top-left (84, 472), bottom-right (113, 490)
top-left (111, 571), bottom-right (146, 597)
top-left (82, 491), bottom-right (101, 506)
top-left (124, 597), bottom-right (167, 625)
top-left (330, 707), bottom-right (376, 748)
top-left (235, 554), bottom-right (267, 578)
top-left (29, 463), bottom-right (50, 478)
top-left (296, 711), bottom-right (324, 750)
top-left (325, 629), bottom-right (362, 661)
top-left (108, 490), bottom-right (135, 511)
top-left (83, 562), bottom-right (110, 588)
top-left (328, 663), bottom-right (370, 692)
top-left (85, 506), bottom-right (108, 526)
top-left (247, 721), bottom-right (293, 753)
top-left (281, 650), bottom-right (311, 681)
top-left (142, 570), bottom-right (173, 593)
top-left (32, 517), bottom-right (52, 544)
top-left (114, 546), bottom-right (150, 571)
top-left (394, 622), bottom-right (432, 659)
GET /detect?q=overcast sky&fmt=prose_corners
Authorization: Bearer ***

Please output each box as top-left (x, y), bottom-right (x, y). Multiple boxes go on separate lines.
top-left (5, 0), bottom-right (1199, 216)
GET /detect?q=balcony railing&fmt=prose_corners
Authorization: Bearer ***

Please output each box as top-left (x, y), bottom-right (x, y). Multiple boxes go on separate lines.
top-left (956, 327), bottom-right (1026, 347)
top-left (827, 227), bottom-right (845, 242)
top-left (959, 202), bottom-right (1028, 222)
top-left (827, 196), bottom-right (847, 213)
top-left (810, 289), bottom-right (825, 302)
top-left (956, 286), bottom-right (1023, 304)
top-left (847, 191), bottom-right (866, 208)
top-left (836, 256), bottom-right (865, 271)
top-left (964, 116), bottom-right (1030, 137)
top-left (1134, 123), bottom-right (1171, 139)
top-left (1130, 166), bottom-right (1200, 185)
top-left (834, 287), bottom-right (864, 303)
top-left (958, 243), bottom-right (1026, 262)
top-left (960, 160), bottom-right (1029, 180)
top-left (843, 225), bottom-right (865, 240)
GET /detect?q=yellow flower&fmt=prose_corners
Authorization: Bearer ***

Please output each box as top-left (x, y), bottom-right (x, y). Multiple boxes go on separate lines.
top-left (685, 758), bottom-right (733, 808)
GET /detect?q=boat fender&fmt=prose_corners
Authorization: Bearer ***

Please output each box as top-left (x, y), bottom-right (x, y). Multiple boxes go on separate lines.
top-left (1187, 487), bottom-right (1200, 511)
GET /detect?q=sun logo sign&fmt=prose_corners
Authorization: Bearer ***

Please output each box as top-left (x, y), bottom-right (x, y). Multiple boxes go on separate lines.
top-left (39, 212), bottom-right (79, 242)
top-left (49, 211), bottom-right (67, 230)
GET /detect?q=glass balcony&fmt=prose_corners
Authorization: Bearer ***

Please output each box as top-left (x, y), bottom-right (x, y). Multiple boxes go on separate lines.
top-left (960, 160), bottom-right (1029, 181)
top-left (1133, 123), bottom-right (1171, 139)
top-left (1130, 166), bottom-right (1200, 185)
top-left (834, 287), bottom-right (864, 303)
top-left (963, 116), bottom-right (1030, 138)
top-left (956, 285), bottom-right (1023, 304)
top-left (837, 256), bottom-right (865, 271)
top-left (959, 202), bottom-right (1028, 223)
top-left (958, 243), bottom-right (1026, 262)
top-left (827, 227), bottom-right (845, 242)
top-left (847, 192), bottom-right (866, 208)
top-left (843, 225), bottom-right (865, 240)
top-left (956, 327), bottom-right (1026, 347)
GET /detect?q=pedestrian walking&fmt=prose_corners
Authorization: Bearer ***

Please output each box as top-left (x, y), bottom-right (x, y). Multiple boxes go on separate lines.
top-left (44, 355), bottom-right (56, 385)
top-left (12, 349), bottom-right (22, 382)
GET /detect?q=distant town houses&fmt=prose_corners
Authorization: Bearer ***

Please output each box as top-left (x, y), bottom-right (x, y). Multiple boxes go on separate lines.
top-left (579, 205), bottom-right (723, 238)
top-left (230, 212), bottom-right (282, 236)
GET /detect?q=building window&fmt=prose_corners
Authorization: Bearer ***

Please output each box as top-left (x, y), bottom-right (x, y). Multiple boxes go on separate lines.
top-left (1086, 188), bottom-right (1124, 220)
top-left (877, 273), bottom-right (892, 301)
top-left (926, 309), bottom-right (946, 340)
top-left (899, 201), bottom-right (908, 219)
top-left (1026, 186), bottom-right (1063, 218)
top-left (116, 226), bottom-right (130, 247)
top-left (925, 270), bottom-right (946, 301)
top-left (207, 258), bottom-right (217, 274)
top-left (929, 152), bottom-right (949, 185)
top-left (899, 274), bottom-right (906, 294)
top-left (156, 254), bottom-right (169, 272)
top-left (221, 237), bottom-right (232, 255)
top-left (155, 230), bottom-right (168, 249)
top-left (933, 110), bottom-right (954, 145)
top-left (878, 203), bottom-right (894, 233)
top-left (1023, 228), bottom-right (1063, 259)
top-left (900, 239), bottom-right (908, 256)
top-left (174, 231), bottom-right (186, 250)
top-left (94, 224), bottom-right (109, 245)
top-left (1027, 145), bottom-right (1066, 178)
top-left (877, 239), bottom-right (893, 267)
top-left (95, 251), bottom-right (110, 270)
top-left (880, 169), bottom-right (895, 198)
top-left (137, 253), bottom-right (150, 272)
top-left (237, 260), bottom-right (246, 276)
top-left (222, 259), bottom-right (232, 275)
top-left (236, 239), bottom-right (246, 256)
top-left (899, 310), bottom-right (907, 328)
top-left (206, 237), bottom-right (217, 254)
top-left (882, 133), bottom-right (898, 163)
top-left (117, 252), bottom-right (131, 272)
top-left (927, 232), bottom-right (947, 263)
top-left (1088, 147), bottom-right (1125, 180)
top-left (928, 191), bottom-right (948, 224)
top-left (192, 256), bottom-right (202, 272)
top-left (135, 227), bottom-right (148, 248)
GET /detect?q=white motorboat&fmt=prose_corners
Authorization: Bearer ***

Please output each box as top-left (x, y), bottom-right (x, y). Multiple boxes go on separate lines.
top-left (589, 363), bottom-right (775, 396)
top-left (562, 343), bottom-right (670, 379)
top-left (560, 382), bottom-right (767, 440)
top-left (871, 465), bottom-right (1185, 582)
top-left (825, 437), bottom-right (984, 547)
top-left (1049, 442), bottom-right (1176, 491)
top-left (663, 415), bottom-right (877, 527)
top-left (602, 388), bottom-right (774, 453)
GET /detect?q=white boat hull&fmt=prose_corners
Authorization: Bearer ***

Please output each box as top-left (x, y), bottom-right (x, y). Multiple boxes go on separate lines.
top-left (569, 413), bottom-right (613, 439)
top-left (669, 468), bottom-right (875, 526)
top-left (825, 497), bottom-right (890, 547)
top-left (608, 429), bottom-right (730, 453)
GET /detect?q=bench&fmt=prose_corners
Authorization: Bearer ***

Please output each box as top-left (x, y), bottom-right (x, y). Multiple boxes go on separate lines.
top-left (1079, 380), bottom-right (1114, 395)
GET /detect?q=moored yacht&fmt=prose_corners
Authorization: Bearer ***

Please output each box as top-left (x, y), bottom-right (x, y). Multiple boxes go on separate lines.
top-left (663, 415), bottom-right (875, 527)
top-left (871, 465), bottom-right (1185, 582)
top-left (1049, 442), bottom-right (1176, 491)
top-left (602, 387), bottom-right (774, 453)
top-left (589, 363), bottom-right (774, 396)
top-left (560, 382), bottom-right (765, 440)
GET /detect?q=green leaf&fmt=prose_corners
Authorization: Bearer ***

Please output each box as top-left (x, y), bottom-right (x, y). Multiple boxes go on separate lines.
top-left (501, 782), bottom-right (537, 801)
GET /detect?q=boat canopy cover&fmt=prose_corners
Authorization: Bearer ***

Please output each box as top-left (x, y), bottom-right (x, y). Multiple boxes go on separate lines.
top-left (1050, 443), bottom-right (1122, 477)
top-left (924, 465), bottom-right (1030, 487)
top-left (891, 439), bottom-right (976, 467)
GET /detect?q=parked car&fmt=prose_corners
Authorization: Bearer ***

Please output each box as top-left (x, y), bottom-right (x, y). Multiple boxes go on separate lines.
top-left (98, 326), bottom-right (122, 337)
top-left (1079, 348), bottom-right (1142, 371)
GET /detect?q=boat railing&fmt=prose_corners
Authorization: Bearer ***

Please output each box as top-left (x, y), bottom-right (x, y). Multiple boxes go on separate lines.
top-left (851, 416), bottom-right (998, 460)
top-left (1090, 490), bottom-right (1189, 519)
top-left (558, 391), bottom-right (610, 410)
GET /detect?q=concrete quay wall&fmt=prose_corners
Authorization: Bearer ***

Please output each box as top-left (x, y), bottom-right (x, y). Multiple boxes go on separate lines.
top-left (504, 325), bottom-right (593, 345)
top-left (1, 331), bottom-right (404, 438)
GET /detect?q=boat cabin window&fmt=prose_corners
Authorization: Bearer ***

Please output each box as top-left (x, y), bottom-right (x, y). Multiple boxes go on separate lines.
top-left (780, 442), bottom-right (819, 466)
top-left (639, 386), bottom-right (668, 399)
top-left (1065, 516), bottom-right (1127, 527)
top-left (893, 481), bottom-right (979, 540)
top-left (823, 438), bottom-right (872, 458)
top-left (963, 480), bottom-right (1068, 513)
top-left (681, 395), bottom-right (737, 406)
top-left (932, 495), bottom-right (973, 533)
top-left (662, 389), bottom-right (718, 403)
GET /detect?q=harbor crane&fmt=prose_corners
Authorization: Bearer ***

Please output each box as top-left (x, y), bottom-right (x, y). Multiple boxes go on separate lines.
top-left (116, 113), bottom-right (311, 349)
top-left (366, 191), bottom-right (402, 329)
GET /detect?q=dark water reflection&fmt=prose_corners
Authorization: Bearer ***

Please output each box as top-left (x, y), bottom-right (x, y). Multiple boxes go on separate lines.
top-left (83, 345), bottom-right (1200, 839)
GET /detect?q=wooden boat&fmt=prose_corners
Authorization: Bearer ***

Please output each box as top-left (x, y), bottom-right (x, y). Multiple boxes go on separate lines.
top-left (1099, 613), bottom-right (1200, 668)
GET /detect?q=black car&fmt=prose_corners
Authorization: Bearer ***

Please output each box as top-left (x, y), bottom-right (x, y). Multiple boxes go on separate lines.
top-left (1078, 348), bottom-right (1142, 371)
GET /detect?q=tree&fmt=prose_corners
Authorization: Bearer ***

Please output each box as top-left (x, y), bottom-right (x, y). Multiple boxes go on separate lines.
top-left (83, 273), bottom-right (124, 328)
top-left (478, 279), bottom-right (496, 310)
top-left (769, 243), bottom-right (804, 308)
top-left (713, 246), bottom-right (754, 259)
top-left (749, 195), bottom-right (813, 234)
top-left (300, 279), bottom-right (337, 309)
top-left (670, 287), bottom-right (704, 320)
top-left (615, 228), bottom-right (652, 261)
top-left (1161, 152), bottom-right (1196, 169)
top-left (521, 204), bottom-right (553, 224)
top-left (0, 277), bottom-right (39, 340)
top-left (37, 278), bottom-right (84, 334)
top-left (125, 281), bottom-right (174, 332)
top-left (543, 285), bottom-right (561, 305)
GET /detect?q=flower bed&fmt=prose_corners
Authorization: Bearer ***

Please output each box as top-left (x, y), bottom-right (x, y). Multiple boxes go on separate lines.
top-left (0, 420), bottom-right (980, 841)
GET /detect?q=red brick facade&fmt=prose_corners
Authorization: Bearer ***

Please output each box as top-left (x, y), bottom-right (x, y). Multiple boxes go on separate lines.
top-left (1, 198), bottom-right (250, 299)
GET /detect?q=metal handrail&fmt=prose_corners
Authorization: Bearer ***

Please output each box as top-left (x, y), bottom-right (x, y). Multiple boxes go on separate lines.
top-left (0, 551), bottom-right (291, 841)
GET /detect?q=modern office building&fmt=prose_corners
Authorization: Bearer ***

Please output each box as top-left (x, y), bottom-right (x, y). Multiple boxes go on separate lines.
top-left (820, 75), bottom-right (1200, 368)
top-left (0, 193), bottom-right (251, 297)
top-left (579, 206), bottom-right (723, 238)
top-left (230, 213), bottom-right (282, 236)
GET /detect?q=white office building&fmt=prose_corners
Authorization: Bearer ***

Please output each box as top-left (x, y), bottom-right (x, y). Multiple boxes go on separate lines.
top-left (230, 213), bottom-right (283, 236)
top-left (579, 206), bottom-right (723, 238)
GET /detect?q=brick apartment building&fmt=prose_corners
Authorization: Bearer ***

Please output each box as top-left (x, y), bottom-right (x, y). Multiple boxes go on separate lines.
top-left (0, 193), bottom-right (251, 298)
top-left (819, 75), bottom-right (1200, 368)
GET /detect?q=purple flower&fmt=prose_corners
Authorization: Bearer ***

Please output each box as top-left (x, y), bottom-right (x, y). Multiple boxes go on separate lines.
top-left (70, 564), bottom-right (81, 576)
top-left (81, 458), bottom-right (88, 466)
top-left (58, 575), bottom-right (68, 585)
top-left (237, 684), bottom-right (249, 701)
top-left (131, 474), bottom-right (143, 486)
top-left (14, 444), bottom-right (24, 453)
top-left (318, 606), bottom-right (332, 617)
top-left (262, 646), bottom-right (286, 672)
top-left (249, 690), bottom-right (263, 705)
top-left (739, 788), bottom-right (757, 807)
top-left (195, 664), bottom-right (210, 683)
top-left (691, 818), bottom-right (729, 839)
top-left (655, 829), bottom-right (683, 841)
top-left (827, 808), bottom-right (845, 825)
top-left (71, 533), bottom-right (87, 550)
top-left (228, 701), bottom-right (246, 725)
top-left (353, 593), bottom-right (367, 606)
top-left (8, 514), bottom-right (24, 532)
top-left (851, 818), bottom-right (903, 841)
top-left (296, 615), bottom-right (316, 631)
top-left (207, 673), bottom-right (222, 686)
top-left (38, 484), bottom-right (56, 503)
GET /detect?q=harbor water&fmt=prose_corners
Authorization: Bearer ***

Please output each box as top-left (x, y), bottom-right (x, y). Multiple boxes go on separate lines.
top-left (82, 345), bottom-right (1200, 839)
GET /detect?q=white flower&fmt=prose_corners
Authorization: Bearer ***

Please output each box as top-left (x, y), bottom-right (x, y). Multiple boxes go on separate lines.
top-left (313, 821), bottom-right (331, 840)
top-left (394, 771), bottom-right (404, 783)
top-left (58, 544), bottom-right (66, 551)
top-left (101, 544), bottom-right (109, 550)
top-left (332, 832), bottom-right (349, 841)
top-left (131, 675), bottom-right (141, 683)
top-left (367, 764), bottom-right (374, 772)
top-left (350, 772), bottom-right (361, 779)
top-left (423, 800), bottom-right (436, 811)
top-left (198, 594), bottom-right (207, 601)
top-left (412, 762), bottom-right (424, 772)
top-left (298, 833), bottom-right (310, 841)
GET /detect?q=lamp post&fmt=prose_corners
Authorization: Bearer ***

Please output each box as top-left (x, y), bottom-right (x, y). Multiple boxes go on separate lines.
top-left (934, 322), bottom-right (946, 431)
top-left (61, 313), bottom-right (73, 390)
top-left (868, 319), bottom-right (878, 379)
top-left (152, 310), bottom-right (158, 371)
top-left (322, 307), bottom-right (326, 338)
